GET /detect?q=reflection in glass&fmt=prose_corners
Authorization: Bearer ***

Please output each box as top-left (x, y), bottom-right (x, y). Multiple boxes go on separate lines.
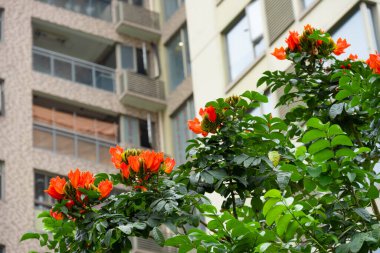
top-left (167, 32), bottom-right (185, 90)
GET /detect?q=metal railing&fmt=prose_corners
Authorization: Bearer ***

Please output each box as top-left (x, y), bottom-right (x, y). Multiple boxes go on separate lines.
top-left (116, 1), bottom-right (160, 31)
top-left (36, 0), bottom-right (112, 22)
top-left (33, 47), bottom-right (115, 93)
top-left (33, 124), bottom-right (115, 164)
top-left (119, 70), bottom-right (165, 100)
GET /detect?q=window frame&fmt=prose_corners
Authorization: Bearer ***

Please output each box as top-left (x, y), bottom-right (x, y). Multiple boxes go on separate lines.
top-left (329, 2), bottom-right (379, 59)
top-left (224, 0), bottom-right (266, 83)
top-left (0, 9), bottom-right (3, 41)
top-left (34, 170), bottom-right (59, 210)
top-left (162, 0), bottom-right (184, 21)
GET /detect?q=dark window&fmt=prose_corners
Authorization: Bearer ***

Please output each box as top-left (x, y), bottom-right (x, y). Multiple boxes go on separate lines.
top-left (0, 244), bottom-right (5, 253)
top-left (34, 171), bottom-right (56, 210)
top-left (139, 119), bottom-right (152, 148)
top-left (136, 48), bottom-right (148, 75)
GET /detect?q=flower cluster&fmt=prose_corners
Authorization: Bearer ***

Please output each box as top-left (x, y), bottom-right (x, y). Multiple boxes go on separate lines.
top-left (366, 53), bottom-right (380, 74)
top-left (45, 168), bottom-right (113, 220)
top-left (110, 146), bottom-right (175, 191)
top-left (188, 105), bottom-right (220, 136)
top-left (272, 24), bottom-right (350, 60)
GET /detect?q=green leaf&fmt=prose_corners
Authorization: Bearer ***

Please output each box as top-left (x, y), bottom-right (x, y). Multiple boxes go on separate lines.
top-left (313, 149), bottom-right (334, 162)
top-left (276, 172), bottom-right (290, 190)
top-left (307, 166), bottom-right (322, 177)
top-left (354, 208), bottom-right (372, 222)
top-left (133, 222), bottom-right (147, 230)
top-left (295, 146), bottom-right (307, 159)
top-left (285, 221), bottom-right (299, 242)
top-left (233, 154), bottom-right (249, 165)
top-left (319, 176), bottom-right (333, 187)
top-left (258, 243), bottom-right (272, 252)
top-left (347, 172), bottom-right (356, 182)
top-left (336, 90), bottom-right (352, 100)
top-left (355, 147), bottom-right (371, 154)
top-left (276, 213), bottom-right (292, 237)
top-left (152, 227), bottom-right (165, 246)
top-left (306, 118), bottom-right (328, 130)
top-left (198, 204), bottom-right (217, 214)
top-left (367, 185), bottom-right (379, 199)
top-left (104, 229), bottom-right (113, 247)
top-left (263, 198), bottom-right (279, 216)
top-left (336, 148), bottom-right (356, 158)
top-left (302, 129), bottom-right (326, 143)
top-left (20, 233), bottom-right (40, 242)
top-left (308, 139), bottom-right (330, 155)
top-left (331, 135), bottom-right (353, 147)
top-left (251, 91), bottom-right (269, 103)
top-left (328, 125), bottom-right (345, 137)
top-left (264, 189), bottom-right (282, 199)
top-left (266, 205), bottom-right (286, 226)
top-left (350, 233), bottom-right (365, 253)
top-left (118, 225), bottom-right (132, 235)
top-left (165, 235), bottom-right (191, 247)
top-left (329, 103), bottom-right (344, 119)
top-left (37, 211), bottom-right (51, 218)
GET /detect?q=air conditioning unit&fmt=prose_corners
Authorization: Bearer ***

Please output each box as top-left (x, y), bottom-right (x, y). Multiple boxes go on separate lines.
top-left (130, 228), bottom-right (177, 253)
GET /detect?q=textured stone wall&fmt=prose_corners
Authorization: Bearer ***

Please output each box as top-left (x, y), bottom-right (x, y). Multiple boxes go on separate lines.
top-left (0, 0), bottom-right (161, 251)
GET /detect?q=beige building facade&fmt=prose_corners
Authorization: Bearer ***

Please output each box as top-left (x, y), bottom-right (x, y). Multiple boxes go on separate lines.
top-left (0, 0), bottom-right (379, 252)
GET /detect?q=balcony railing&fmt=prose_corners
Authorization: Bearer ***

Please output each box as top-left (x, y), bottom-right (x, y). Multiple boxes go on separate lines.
top-left (36, 0), bottom-right (112, 22)
top-left (33, 124), bottom-right (115, 165)
top-left (119, 70), bottom-right (166, 111)
top-left (115, 1), bottom-right (160, 41)
top-left (33, 47), bottom-right (115, 93)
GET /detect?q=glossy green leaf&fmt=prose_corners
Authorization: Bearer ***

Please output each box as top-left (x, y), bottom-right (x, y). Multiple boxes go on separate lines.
top-left (306, 118), bottom-right (329, 130)
top-left (276, 213), bottom-right (292, 237)
top-left (367, 185), bottom-right (379, 199)
top-left (331, 135), bottom-right (353, 147)
top-left (313, 149), bottom-right (334, 162)
top-left (266, 205), bottom-right (286, 226)
top-left (329, 103), bottom-right (344, 119)
top-left (264, 189), bottom-right (282, 199)
top-left (302, 129), bottom-right (326, 143)
top-left (336, 90), bottom-right (352, 100)
top-left (308, 139), bottom-right (330, 155)
top-left (328, 124), bottom-right (345, 137)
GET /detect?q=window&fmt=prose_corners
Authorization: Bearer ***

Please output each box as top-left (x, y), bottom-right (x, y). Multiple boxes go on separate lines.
top-left (331, 3), bottom-right (379, 59)
top-left (121, 0), bottom-right (144, 7)
top-left (250, 91), bottom-right (279, 117)
top-left (34, 171), bottom-right (60, 210)
top-left (166, 26), bottom-right (191, 91)
top-left (226, 0), bottom-right (265, 81)
top-left (0, 79), bottom-right (4, 116)
top-left (163, 0), bottom-right (185, 21)
top-left (171, 98), bottom-right (195, 164)
top-left (301, 0), bottom-right (316, 10)
top-left (121, 45), bottom-right (149, 76)
top-left (0, 9), bottom-right (3, 41)
top-left (120, 115), bottom-right (156, 149)
top-left (32, 98), bottom-right (118, 164)
top-left (0, 161), bottom-right (4, 200)
top-left (0, 244), bottom-right (4, 253)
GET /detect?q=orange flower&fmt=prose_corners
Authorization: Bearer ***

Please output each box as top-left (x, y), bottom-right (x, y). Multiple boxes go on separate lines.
top-left (150, 152), bottom-right (164, 173)
top-left (348, 54), bottom-right (358, 61)
top-left (366, 53), bottom-right (380, 74)
top-left (109, 145), bottom-right (124, 169)
top-left (333, 38), bottom-right (350, 55)
top-left (98, 179), bottom-right (113, 199)
top-left (285, 31), bottom-right (300, 51)
top-left (134, 185), bottom-right (147, 192)
top-left (50, 209), bottom-right (63, 220)
top-left (163, 157), bottom-right (175, 174)
top-left (304, 24), bottom-right (314, 32)
top-left (45, 176), bottom-right (66, 200)
top-left (128, 156), bottom-right (141, 173)
top-left (199, 106), bottom-right (217, 123)
top-left (120, 163), bottom-right (130, 179)
top-left (188, 117), bottom-right (208, 137)
top-left (141, 150), bottom-right (155, 169)
top-left (271, 47), bottom-right (286, 60)
top-left (68, 169), bottom-right (95, 189)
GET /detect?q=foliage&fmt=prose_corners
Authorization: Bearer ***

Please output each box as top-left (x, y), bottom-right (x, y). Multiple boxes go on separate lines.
top-left (22, 25), bottom-right (380, 252)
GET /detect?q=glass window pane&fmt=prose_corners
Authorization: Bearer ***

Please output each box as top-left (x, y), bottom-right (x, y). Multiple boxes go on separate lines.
top-left (367, 5), bottom-right (379, 52)
top-left (33, 53), bottom-right (51, 74)
top-left (332, 8), bottom-right (370, 59)
top-left (56, 132), bottom-right (75, 156)
top-left (53, 58), bottom-right (72, 80)
top-left (246, 0), bottom-right (264, 41)
top-left (121, 45), bottom-right (135, 70)
top-left (0, 10), bottom-right (3, 41)
top-left (164, 0), bottom-right (180, 20)
top-left (254, 37), bottom-right (265, 58)
top-left (34, 173), bottom-right (47, 204)
top-left (99, 143), bottom-right (112, 164)
top-left (302, 0), bottom-right (315, 10)
top-left (95, 71), bottom-right (114, 92)
top-left (226, 16), bottom-right (254, 81)
top-left (167, 32), bottom-right (185, 90)
top-left (75, 64), bottom-right (93, 86)
top-left (33, 127), bottom-right (53, 150)
top-left (183, 27), bottom-right (191, 76)
top-left (78, 138), bottom-right (97, 162)
top-left (139, 120), bottom-right (152, 148)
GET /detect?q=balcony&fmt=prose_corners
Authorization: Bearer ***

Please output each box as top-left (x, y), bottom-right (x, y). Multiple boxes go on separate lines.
top-left (36, 0), bottom-right (112, 22)
top-left (33, 47), bottom-right (115, 92)
top-left (119, 70), bottom-right (166, 111)
top-left (115, 1), bottom-right (161, 41)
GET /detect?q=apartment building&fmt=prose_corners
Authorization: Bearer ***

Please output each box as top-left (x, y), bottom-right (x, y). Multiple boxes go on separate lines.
top-left (0, 0), bottom-right (187, 252)
top-left (0, 0), bottom-right (379, 252)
